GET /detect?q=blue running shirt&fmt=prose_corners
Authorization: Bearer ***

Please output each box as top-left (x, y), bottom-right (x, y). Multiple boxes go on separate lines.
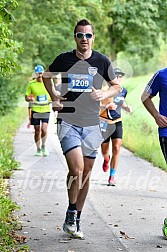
top-left (145, 68), bottom-right (167, 137)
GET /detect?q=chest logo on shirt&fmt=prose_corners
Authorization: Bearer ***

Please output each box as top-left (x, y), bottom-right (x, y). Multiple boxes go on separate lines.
top-left (88, 67), bottom-right (98, 76)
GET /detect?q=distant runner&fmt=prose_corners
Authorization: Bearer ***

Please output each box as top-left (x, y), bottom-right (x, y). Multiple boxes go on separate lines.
top-left (25, 65), bottom-right (51, 156)
top-left (100, 68), bottom-right (132, 186)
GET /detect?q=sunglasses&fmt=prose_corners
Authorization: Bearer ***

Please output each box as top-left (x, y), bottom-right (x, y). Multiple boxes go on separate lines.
top-left (75, 32), bottom-right (93, 39)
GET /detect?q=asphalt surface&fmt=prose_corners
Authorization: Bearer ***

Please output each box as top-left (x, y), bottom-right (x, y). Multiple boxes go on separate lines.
top-left (11, 113), bottom-right (167, 252)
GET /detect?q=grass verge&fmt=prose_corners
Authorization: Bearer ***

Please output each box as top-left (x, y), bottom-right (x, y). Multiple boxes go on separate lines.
top-left (0, 107), bottom-right (29, 252)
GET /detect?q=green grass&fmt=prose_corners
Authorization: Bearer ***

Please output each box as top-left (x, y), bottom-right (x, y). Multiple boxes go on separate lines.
top-left (122, 74), bottom-right (166, 170)
top-left (0, 107), bottom-right (29, 252)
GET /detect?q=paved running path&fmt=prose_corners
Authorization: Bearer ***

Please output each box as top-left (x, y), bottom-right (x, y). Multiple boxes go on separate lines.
top-left (11, 114), bottom-right (167, 252)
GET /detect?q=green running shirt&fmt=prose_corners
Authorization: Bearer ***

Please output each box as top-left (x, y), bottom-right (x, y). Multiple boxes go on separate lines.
top-left (25, 79), bottom-right (51, 113)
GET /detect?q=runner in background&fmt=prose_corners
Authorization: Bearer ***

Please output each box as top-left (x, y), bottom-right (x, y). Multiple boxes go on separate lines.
top-left (25, 65), bottom-right (51, 156)
top-left (100, 68), bottom-right (132, 186)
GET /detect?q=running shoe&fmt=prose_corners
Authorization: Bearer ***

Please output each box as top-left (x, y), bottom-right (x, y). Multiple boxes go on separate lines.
top-left (108, 176), bottom-right (116, 186)
top-left (35, 149), bottom-right (42, 156)
top-left (41, 147), bottom-right (49, 156)
top-left (71, 219), bottom-right (84, 239)
top-left (102, 156), bottom-right (110, 172)
top-left (162, 218), bottom-right (167, 238)
top-left (63, 210), bottom-right (77, 235)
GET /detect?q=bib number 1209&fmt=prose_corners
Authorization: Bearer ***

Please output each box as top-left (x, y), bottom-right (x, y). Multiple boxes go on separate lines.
top-left (68, 74), bottom-right (93, 92)
top-left (72, 79), bottom-right (89, 87)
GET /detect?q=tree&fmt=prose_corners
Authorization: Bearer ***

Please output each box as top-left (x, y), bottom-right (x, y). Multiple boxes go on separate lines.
top-left (11, 0), bottom-right (167, 74)
top-left (0, 0), bottom-right (22, 77)
top-left (11, 0), bottom-right (112, 70)
top-left (106, 0), bottom-right (167, 60)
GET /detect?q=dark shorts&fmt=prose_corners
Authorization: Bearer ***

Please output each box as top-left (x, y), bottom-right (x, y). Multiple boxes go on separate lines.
top-left (103, 121), bottom-right (123, 143)
top-left (31, 111), bottom-right (50, 125)
top-left (159, 137), bottom-right (167, 163)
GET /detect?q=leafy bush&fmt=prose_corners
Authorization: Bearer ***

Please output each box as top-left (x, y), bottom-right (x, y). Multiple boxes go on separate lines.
top-left (0, 76), bottom-right (20, 116)
top-left (0, 107), bottom-right (29, 251)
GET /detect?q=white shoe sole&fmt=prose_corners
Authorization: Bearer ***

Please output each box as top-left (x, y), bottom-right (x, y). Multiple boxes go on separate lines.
top-left (63, 222), bottom-right (76, 235)
top-left (71, 231), bottom-right (84, 239)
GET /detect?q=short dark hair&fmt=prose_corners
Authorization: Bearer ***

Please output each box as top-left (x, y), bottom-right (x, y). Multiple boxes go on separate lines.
top-left (74, 19), bottom-right (94, 34)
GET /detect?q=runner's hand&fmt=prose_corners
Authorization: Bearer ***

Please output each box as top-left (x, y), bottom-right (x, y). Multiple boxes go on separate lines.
top-left (91, 87), bottom-right (103, 101)
top-left (52, 96), bottom-right (66, 111)
top-left (106, 102), bottom-right (117, 110)
top-left (154, 113), bottom-right (167, 128)
top-left (52, 90), bottom-right (61, 98)
top-left (26, 95), bottom-right (35, 102)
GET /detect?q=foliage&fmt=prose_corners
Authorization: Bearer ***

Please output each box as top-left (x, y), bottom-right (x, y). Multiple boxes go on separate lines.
top-left (117, 36), bottom-right (167, 76)
top-left (9, 0), bottom-right (167, 75)
top-left (106, 0), bottom-right (167, 60)
top-left (0, 0), bottom-right (22, 77)
top-left (1, 0), bottom-right (167, 75)
top-left (0, 189), bottom-right (29, 251)
top-left (0, 107), bottom-right (27, 179)
top-left (0, 75), bottom-right (21, 116)
top-left (0, 194), bottom-right (18, 247)
top-left (11, 0), bottom-right (112, 70)
top-left (0, 1), bottom-right (24, 117)
top-left (0, 106), bottom-right (29, 251)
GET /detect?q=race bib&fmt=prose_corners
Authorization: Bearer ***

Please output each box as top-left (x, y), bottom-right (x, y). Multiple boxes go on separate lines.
top-left (100, 120), bottom-right (108, 132)
top-left (36, 94), bottom-right (47, 102)
top-left (68, 74), bottom-right (93, 92)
